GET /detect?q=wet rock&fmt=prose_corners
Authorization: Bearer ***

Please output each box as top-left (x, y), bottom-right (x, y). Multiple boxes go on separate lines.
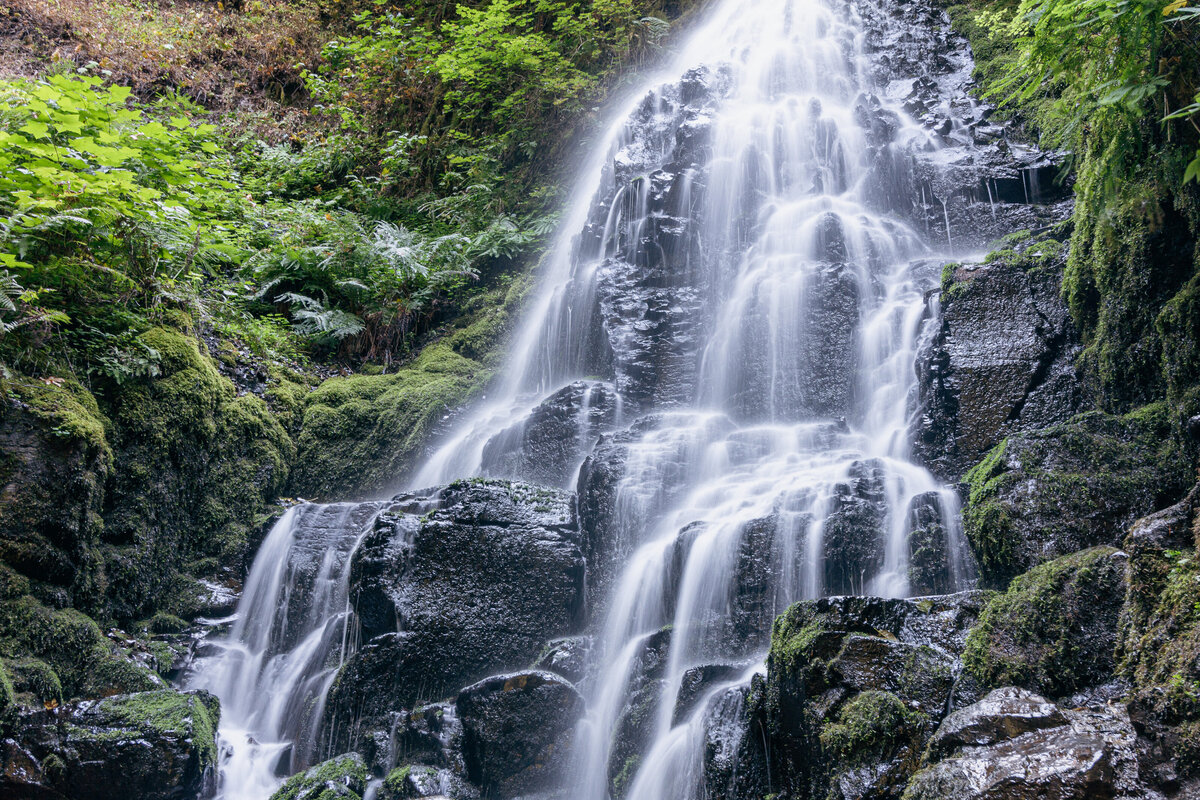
top-left (325, 481), bottom-right (584, 752)
top-left (608, 627), bottom-right (673, 797)
top-left (906, 703), bottom-right (1146, 800)
top-left (822, 460), bottom-right (888, 596)
top-left (762, 593), bottom-right (988, 798)
top-left (533, 636), bottom-right (592, 684)
top-left (960, 407), bottom-right (1190, 586)
top-left (379, 763), bottom-right (472, 800)
top-left (963, 548), bottom-right (1127, 698)
top-left (721, 263), bottom-right (861, 421)
top-left (926, 687), bottom-right (1066, 759)
top-left (479, 381), bottom-right (621, 489)
top-left (906, 492), bottom-right (956, 596)
top-left (456, 671), bottom-right (584, 799)
top-left (576, 415), bottom-right (721, 607)
top-left (269, 753), bottom-right (367, 800)
top-left (1, 689), bottom-right (219, 800)
top-left (913, 237), bottom-right (1088, 481)
top-left (673, 664), bottom-right (746, 724)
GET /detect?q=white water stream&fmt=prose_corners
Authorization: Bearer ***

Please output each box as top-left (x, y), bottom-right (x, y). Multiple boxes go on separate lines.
top-left (189, 0), bottom-right (986, 796)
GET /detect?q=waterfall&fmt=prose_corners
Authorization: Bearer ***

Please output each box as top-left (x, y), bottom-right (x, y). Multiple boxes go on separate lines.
top-left (187, 0), bottom-right (998, 795)
top-left (187, 503), bottom-right (387, 800)
top-left (410, 0), bottom-right (980, 796)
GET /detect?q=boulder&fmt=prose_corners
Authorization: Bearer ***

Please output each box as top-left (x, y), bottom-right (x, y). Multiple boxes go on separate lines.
top-left (762, 593), bottom-right (988, 799)
top-left (906, 700), bottom-right (1145, 800)
top-left (269, 753), bottom-right (367, 800)
top-left (479, 381), bottom-right (620, 488)
top-left (456, 671), bottom-right (584, 798)
top-left (533, 636), bottom-right (592, 685)
top-left (926, 688), bottom-right (1066, 759)
top-left (961, 406), bottom-right (1190, 586)
top-left (324, 481), bottom-right (585, 752)
top-left (913, 236), bottom-right (1088, 481)
top-left (962, 547), bottom-right (1127, 698)
top-left (1, 689), bottom-right (219, 800)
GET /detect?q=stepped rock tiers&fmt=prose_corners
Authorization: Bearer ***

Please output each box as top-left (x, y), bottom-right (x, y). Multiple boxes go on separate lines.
top-left (5, 0), bottom-right (1197, 797)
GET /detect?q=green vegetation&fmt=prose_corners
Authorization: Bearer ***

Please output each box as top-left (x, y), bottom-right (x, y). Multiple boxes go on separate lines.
top-left (270, 753), bottom-right (368, 800)
top-left (820, 691), bottom-right (923, 767)
top-left (963, 546), bottom-right (1126, 696)
top-left (96, 689), bottom-right (220, 768)
top-left (944, 0), bottom-right (1200, 419)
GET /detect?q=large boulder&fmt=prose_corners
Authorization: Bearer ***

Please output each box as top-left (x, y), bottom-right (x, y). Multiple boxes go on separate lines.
top-left (961, 406), bottom-right (1190, 586)
top-left (913, 235), bottom-right (1088, 481)
top-left (1, 689), bottom-right (219, 800)
top-left (821, 460), bottom-right (888, 596)
top-left (905, 692), bottom-right (1145, 800)
top-left (962, 547), bottom-right (1127, 698)
top-left (761, 593), bottom-right (988, 799)
top-left (456, 671), bottom-right (584, 799)
top-left (479, 381), bottom-right (620, 488)
top-left (324, 481), bottom-right (585, 751)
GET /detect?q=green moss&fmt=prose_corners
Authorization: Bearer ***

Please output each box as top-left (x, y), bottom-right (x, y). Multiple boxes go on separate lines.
top-left (289, 286), bottom-right (524, 499)
top-left (963, 547), bottom-right (1126, 696)
top-left (140, 612), bottom-right (188, 635)
top-left (7, 378), bottom-right (113, 463)
top-left (270, 753), bottom-right (367, 800)
top-left (0, 660), bottom-right (15, 733)
top-left (94, 689), bottom-right (219, 767)
top-left (100, 326), bottom-right (294, 621)
top-left (961, 409), bottom-right (1190, 586)
top-left (819, 690), bottom-right (922, 767)
top-left (5, 657), bottom-right (63, 706)
top-left (0, 595), bottom-right (158, 699)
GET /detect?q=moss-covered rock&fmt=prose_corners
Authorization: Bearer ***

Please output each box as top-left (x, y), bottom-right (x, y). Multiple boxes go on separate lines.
top-left (289, 278), bottom-right (527, 500)
top-left (819, 690), bottom-right (924, 768)
top-left (962, 406), bottom-right (1191, 586)
top-left (762, 594), bottom-right (985, 800)
top-left (0, 595), bottom-right (162, 700)
top-left (962, 547), bottom-right (1126, 698)
top-left (101, 326), bottom-right (294, 621)
top-left (269, 753), bottom-right (368, 800)
top-left (1115, 486), bottom-right (1200, 791)
top-left (0, 689), bottom-right (219, 800)
top-left (0, 378), bottom-right (111, 601)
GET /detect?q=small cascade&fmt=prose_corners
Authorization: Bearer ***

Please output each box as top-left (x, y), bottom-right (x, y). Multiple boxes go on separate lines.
top-left (187, 502), bottom-right (387, 800)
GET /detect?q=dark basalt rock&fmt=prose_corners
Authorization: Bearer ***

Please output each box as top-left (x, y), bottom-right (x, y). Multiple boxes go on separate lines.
top-left (608, 627), bottom-right (672, 797)
top-left (720, 263), bottom-right (861, 421)
top-left (533, 636), bottom-right (592, 685)
top-left (907, 701), bottom-right (1146, 800)
top-left (673, 664), bottom-right (746, 725)
top-left (960, 408), bottom-right (1189, 586)
top-left (906, 492), bottom-right (955, 596)
top-left (913, 238), bottom-right (1088, 481)
top-left (456, 671), bottom-right (584, 799)
top-left (324, 481), bottom-right (584, 753)
top-left (926, 687), bottom-right (1067, 760)
top-left (1, 689), bottom-right (219, 800)
top-left (479, 381), bottom-right (621, 489)
top-left (822, 460), bottom-right (888, 596)
top-left (962, 547), bottom-right (1127, 698)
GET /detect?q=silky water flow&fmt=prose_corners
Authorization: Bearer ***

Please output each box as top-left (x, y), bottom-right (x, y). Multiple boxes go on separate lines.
top-left (187, 0), bottom-right (993, 795)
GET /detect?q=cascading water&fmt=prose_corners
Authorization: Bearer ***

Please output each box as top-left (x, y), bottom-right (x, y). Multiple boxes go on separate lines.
top-left (181, 0), bottom-right (1060, 794)
top-left (187, 503), bottom-right (388, 800)
top-left (411, 0), bottom-right (983, 796)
